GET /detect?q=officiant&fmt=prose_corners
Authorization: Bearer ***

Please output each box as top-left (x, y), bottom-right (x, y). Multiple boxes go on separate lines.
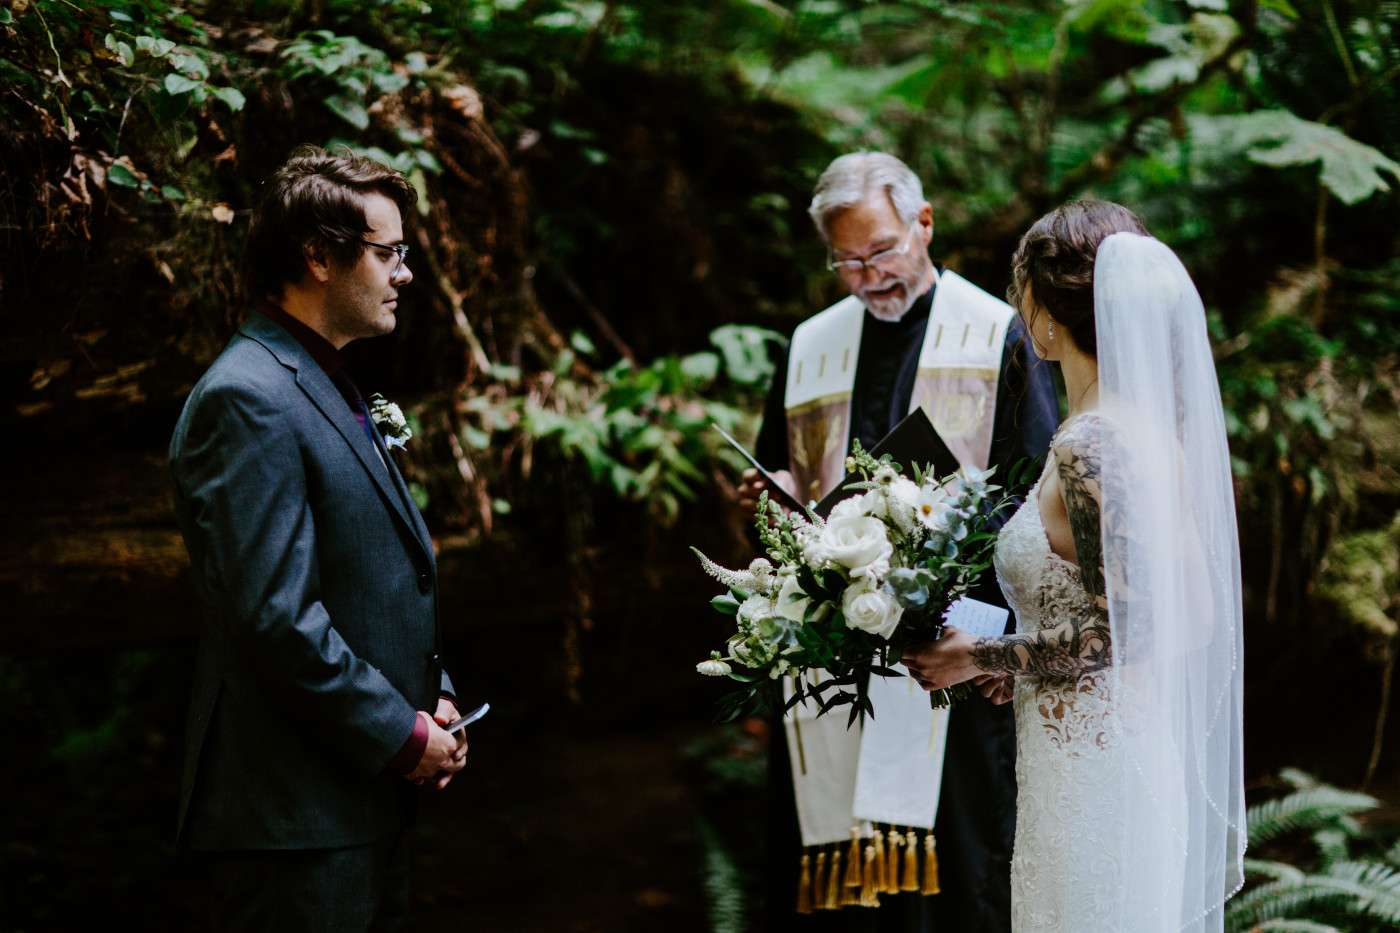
top-left (739, 151), bottom-right (1058, 933)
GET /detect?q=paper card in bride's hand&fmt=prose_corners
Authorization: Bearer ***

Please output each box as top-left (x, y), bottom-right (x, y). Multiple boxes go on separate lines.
top-left (943, 597), bottom-right (1010, 639)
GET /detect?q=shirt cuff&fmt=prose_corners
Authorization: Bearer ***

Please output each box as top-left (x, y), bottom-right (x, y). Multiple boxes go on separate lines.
top-left (387, 711), bottom-right (431, 776)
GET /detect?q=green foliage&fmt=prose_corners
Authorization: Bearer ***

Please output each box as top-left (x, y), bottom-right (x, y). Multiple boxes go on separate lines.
top-left (464, 325), bottom-right (782, 525)
top-left (1318, 517), bottom-right (1400, 649)
top-left (696, 814), bottom-right (750, 933)
top-left (1227, 770), bottom-right (1400, 933)
top-left (1191, 110), bottom-right (1400, 205)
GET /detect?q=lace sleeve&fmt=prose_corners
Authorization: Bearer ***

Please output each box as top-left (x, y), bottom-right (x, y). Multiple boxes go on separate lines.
top-left (968, 414), bottom-right (1128, 677)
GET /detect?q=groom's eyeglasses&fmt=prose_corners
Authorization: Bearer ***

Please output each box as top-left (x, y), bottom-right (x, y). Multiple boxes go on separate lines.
top-left (357, 238), bottom-right (409, 277)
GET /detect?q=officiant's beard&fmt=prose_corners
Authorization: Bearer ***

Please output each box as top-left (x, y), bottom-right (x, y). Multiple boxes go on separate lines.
top-left (857, 273), bottom-right (919, 322)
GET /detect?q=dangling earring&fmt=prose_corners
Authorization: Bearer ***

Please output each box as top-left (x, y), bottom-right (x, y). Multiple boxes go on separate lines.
top-left (1048, 319), bottom-right (1055, 339)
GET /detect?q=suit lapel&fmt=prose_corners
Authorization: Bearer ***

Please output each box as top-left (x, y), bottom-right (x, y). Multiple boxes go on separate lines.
top-left (240, 314), bottom-right (430, 562)
top-left (364, 414), bottom-right (436, 563)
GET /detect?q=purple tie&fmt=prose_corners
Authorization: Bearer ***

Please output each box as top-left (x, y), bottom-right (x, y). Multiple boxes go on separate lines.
top-left (332, 371), bottom-right (377, 446)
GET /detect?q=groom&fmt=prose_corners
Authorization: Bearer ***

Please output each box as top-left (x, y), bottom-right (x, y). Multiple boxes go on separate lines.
top-left (742, 151), bottom-right (1058, 932)
top-left (170, 146), bottom-right (466, 931)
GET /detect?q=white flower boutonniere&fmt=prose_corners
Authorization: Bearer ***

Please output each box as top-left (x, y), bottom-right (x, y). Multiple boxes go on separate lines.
top-left (368, 393), bottom-right (413, 450)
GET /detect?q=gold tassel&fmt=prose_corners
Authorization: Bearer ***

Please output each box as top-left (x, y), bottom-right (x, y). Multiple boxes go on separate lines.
top-left (900, 831), bottom-right (921, 892)
top-left (886, 829), bottom-right (904, 893)
top-left (813, 851), bottom-right (830, 910)
top-left (860, 845), bottom-right (880, 907)
top-left (839, 839), bottom-right (861, 908)
top-left (843, 826), bottom-right (863, 889)
top-left (922, 833), bottom-right (941, 895)
top-left (871, 828), bottom-right (887, 894)
top-left (796, 852), bottom-right (814, 914)
top-left (824, 848), bottom-right (843, 909)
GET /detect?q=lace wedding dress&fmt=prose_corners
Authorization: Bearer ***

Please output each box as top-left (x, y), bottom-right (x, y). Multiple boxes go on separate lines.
top-left (994, 419), bottom-right (1187, 932)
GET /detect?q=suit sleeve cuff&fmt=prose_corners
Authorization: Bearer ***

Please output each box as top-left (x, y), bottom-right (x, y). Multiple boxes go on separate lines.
top-left (387, 711), bottom-right (430, 776)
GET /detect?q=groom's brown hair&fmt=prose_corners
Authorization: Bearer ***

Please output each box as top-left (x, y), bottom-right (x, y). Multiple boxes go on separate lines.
top-left (247, 145), bottom-right (417, 300)
top-left (1008, 199), bottom-right (1147, 358)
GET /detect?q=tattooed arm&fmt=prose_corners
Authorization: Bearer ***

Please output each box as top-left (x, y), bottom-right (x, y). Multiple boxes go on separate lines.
top-left (902, 415), bottom-right (1132, 691)
top-left (968, 415), bottom-right (1115, 678)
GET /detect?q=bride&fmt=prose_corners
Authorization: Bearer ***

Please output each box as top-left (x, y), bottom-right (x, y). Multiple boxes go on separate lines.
top-left (902, 200), bottom-right (1246, 932)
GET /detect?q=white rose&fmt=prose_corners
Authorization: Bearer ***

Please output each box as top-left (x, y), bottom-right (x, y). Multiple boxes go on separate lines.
top-left (814, 514), bottom-right (892, 579)
top-left (842, 583), bottom-right (904, 639)
top-left (828, 496), bottom-right (866, 521)
top-left (774, 573), bottom-right (812, 623)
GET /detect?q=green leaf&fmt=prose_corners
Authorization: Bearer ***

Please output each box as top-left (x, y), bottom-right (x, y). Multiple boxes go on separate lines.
top-left (1258, 0), bottom-right (1299, 18)
top-left (371, 71), bottom-right (410, 94)
top-left (0, 8), bottom-right (13, 24)
top-left (711, 594), bottom-right (741, 615)
top-left (323, 94), bottom-right (370, 129)
top-left (1191, 111), bottom-right (1400, 205)
top-left (160, 185), bottom-right (186, 201)
top-left (107, 163), bottom-right (139, 188)
top-left (209, 86), bottom-right (246, 112)
top-left (164, 73), bottom-right (202, 95)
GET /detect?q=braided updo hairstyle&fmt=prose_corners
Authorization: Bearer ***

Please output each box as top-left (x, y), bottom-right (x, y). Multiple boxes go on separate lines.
top-left (1008, 199), bottom-right (1148, 358)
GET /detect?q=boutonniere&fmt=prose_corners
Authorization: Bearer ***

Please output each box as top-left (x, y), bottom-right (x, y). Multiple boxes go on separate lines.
top-left (368, 393), bottom-right (414, 450)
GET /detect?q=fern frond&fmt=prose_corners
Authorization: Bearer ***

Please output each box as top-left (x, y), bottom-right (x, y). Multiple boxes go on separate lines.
top-left (1250, 920), bottom-right (1346, 933)
top-left (1323, 860), bottom-right (1400, 922)
top-left (1231, 863), bottom-right (1400, 928)
top-left (1227, 880), bottom-right (1356, 930)
top-left (1313, 828), bottom-right (1352, 866)
top-left (1243, 858), bottom-right (1307, 884)
top-left (1280, 767), bottom-right (1325, 791)
top-left (1248, 786), bottom-right (1378, 847)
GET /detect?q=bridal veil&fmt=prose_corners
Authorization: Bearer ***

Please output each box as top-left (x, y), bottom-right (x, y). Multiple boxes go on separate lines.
top-left (1093, 233), bottom-right (1247, 931)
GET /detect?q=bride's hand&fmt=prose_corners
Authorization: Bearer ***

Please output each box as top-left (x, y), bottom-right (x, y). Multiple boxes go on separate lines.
top-left (899, 626), bottom-right (983, 691)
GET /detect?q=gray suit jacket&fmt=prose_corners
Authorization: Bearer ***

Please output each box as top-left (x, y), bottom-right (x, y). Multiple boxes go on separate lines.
top-left (170, 311), bottom-right (452, 852)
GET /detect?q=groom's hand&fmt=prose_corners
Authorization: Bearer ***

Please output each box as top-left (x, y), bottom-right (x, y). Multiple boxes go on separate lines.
top-left (406, 711), bottom-right (468, 788)
top-left (430, 698), bottom-right (469, 790)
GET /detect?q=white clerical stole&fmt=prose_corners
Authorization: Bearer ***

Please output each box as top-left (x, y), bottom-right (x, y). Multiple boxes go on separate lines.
top-left (778, 272), bottom-right (1015, 912)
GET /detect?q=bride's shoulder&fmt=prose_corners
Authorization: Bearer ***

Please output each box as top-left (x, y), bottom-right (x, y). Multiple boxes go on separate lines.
top-left (1050, 411), bottom-right (1116, 463)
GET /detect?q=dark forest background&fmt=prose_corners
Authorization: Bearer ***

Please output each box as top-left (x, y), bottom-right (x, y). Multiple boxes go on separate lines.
top-left (3, 0), bottom-right (1400, 929)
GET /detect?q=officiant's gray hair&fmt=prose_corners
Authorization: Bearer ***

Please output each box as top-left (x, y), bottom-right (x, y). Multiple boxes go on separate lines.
top-left (809, 152), bottom-right (925, 242)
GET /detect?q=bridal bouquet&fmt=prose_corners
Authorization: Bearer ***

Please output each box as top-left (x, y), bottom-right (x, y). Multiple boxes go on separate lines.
top-left (695, 445), bottom-right (1012, 722)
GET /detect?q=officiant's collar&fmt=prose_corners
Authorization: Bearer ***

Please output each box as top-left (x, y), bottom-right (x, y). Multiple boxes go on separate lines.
top-left (865, 264), bottom-right (941, 326)
top-left (257, 299), bottom-right (347, 376)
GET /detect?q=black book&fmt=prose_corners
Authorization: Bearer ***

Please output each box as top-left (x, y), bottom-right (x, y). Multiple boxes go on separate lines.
top-left (813, 407), bottom-right (961, 517)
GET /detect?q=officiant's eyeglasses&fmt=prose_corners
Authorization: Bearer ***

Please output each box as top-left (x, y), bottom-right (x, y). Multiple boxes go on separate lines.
top-left (357, 238), bottom-right (410, 277)
top-left (827, 220), bottom-right (918, 276)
